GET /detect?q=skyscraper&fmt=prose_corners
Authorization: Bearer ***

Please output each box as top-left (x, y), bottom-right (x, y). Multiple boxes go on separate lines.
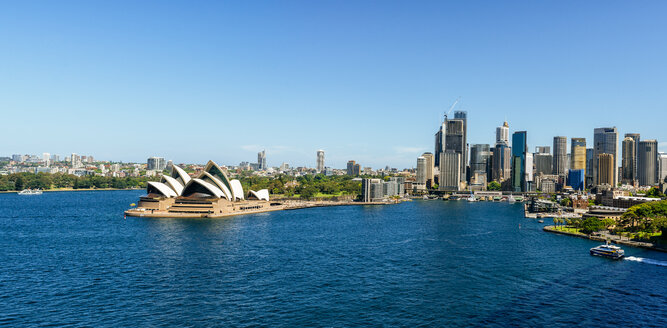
top-left (637, 140), bottom-right (658, 186)
top-left (659, 153), bottom-right (667, 183)
top-left (439, 151), bottom-right (461, 191)
top-left (492, 121), bottom-right (511, 183)
top-left (496, 121), bottom-right (509, 146)
top-left (257, 150), bottom-right (267, 170)
top-left (147, 157), bottom-right (166, 171)
top-left (593, 127), bottom-right (618, 186)
top-left (422, 152), bottom-right (435, 188)
top-left (346, 160), bottom-right (356, 175)
top-left (511, 131), bottom-right (527, 192)
top-left (533, 152), bottom-right (553, 175)
top-left (597, 153), bottom-right (614, 186)
top-left (444, 117), bottom-right (467, 183)
top-left (470, 144), bottom-right (491, 189)
top-left (416, 156), bottom-right (427, 185)
top-left (553, 136), bottom-right (567, 176)
top-left (621, 137), bottom-right (636, 184)
top-left (492, 145), bottom-right (511, 182)
top-left (535, 146), bottom-right (550, 154)
top-left (316, 150), bottom-right (325, 173)
top-left (625, 133), bottom-right (640, 180)
top-left (571, 138), bottom-right (586, 171)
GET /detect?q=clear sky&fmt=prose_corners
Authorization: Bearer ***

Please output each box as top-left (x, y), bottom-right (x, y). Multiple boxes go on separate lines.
top-left (1, 1), bottom-right (666, 169)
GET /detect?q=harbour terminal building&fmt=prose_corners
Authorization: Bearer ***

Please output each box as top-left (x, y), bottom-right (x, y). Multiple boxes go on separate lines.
top-left (125, 160), bottom-right (278, 218)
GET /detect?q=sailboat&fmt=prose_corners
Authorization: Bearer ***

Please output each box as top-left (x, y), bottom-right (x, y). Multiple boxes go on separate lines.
top-left (467, 191), bottom-right (477, 202)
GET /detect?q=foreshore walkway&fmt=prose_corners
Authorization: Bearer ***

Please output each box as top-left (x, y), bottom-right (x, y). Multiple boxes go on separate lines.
top-left (543, 225), bottom-right (667, 253)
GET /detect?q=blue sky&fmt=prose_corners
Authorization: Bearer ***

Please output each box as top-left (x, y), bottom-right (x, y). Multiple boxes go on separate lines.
top-left (1, 1), bottom-right (666, 168)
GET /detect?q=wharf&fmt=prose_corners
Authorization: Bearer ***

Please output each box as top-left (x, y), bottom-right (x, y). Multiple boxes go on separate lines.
top-left (125, 200), bottom-right (394, 219)
top-left (543, 225), bottom-right (667, 253)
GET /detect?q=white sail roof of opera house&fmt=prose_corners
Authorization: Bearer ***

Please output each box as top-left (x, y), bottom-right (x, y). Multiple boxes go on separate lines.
top-left (248, 189), bottom-right (270, 201)
top-left (161, 175), bottom-right (184, 196)
top-left (198, 171), bottom-right (233, 200)
top-left (181, 178), bottom-right (226, 198)
top-left (230, 179), bottom-right (244, 200)
top-left (171, 165), bottom-right (191, 186)
top-left (147, 181), bottom-right (178, 198)
top-left (203, 160), bottom-right (233, 193)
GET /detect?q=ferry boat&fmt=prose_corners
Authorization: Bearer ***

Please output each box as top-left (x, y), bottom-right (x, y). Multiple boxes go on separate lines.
top-left (590, 242), bottom-right (625, 260)
top-left (18, 189), bottom-right (43, 195)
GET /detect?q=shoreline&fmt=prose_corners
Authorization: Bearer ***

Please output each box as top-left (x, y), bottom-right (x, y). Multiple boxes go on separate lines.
top-left (543, 225), bottom-right (667, 253)
top-left (0, 188), bottom-right (144, 194)
top-left (125, 200), bottom-right (396, 219)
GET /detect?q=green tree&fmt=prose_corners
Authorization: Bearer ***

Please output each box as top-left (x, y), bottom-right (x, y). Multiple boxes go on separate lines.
top-left (487, 181), bottom-right (501, 191)
top-left (300, 185), bottom-right (318, 200)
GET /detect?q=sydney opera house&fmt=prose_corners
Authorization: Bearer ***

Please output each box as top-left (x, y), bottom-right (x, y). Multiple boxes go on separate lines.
top-left (125, 160), bottom-right (280, 218)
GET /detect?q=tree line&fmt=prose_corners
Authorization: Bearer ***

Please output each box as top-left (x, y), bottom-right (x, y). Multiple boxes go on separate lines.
top-left (0, 172), bottom-right (158, 191)
top-left (237, 174), bottom-right (363, 199)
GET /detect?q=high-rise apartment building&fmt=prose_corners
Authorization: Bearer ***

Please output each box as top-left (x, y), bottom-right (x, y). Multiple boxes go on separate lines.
top-left (638, 140), bottom-right (658, 186)
top-left (593, 127), bottom-right (618, 186)
top-left (316, 150), bottom-right (325, 173)
top-left (346, 161), bottom-right (356, 175)
top-left (511, 131), bottom-right (528, 192)
top-left (553, 136), bottom-right (567, 176)
top-left (597, 153), bottom-right (614, 186)
top-left (257, 150), bottom-right (267, 170)
top-left (571, 138), bottom-right (586, 171)
top-left (147, 157), bottom-right (166, 171)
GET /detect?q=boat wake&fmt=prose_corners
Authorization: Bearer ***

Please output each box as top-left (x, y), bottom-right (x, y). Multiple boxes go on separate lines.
top-left (624, 256), bottom-right (667, 267)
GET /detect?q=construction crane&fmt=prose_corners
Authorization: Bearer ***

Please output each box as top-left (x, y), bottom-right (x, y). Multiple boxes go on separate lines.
top-left (444, 97), bottom-right (461, 121)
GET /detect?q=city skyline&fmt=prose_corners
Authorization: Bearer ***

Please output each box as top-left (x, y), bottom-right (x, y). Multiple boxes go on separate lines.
top-left (1, 1), bottom-right (667, 167)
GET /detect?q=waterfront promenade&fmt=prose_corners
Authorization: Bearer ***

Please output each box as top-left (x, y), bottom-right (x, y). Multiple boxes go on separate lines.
top-left (544, 225), bottom-right (667, 253)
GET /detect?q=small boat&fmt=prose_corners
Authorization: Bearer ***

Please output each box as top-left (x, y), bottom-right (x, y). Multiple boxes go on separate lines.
top-left (449, 195), bottom-right (461, 201)
top-left (590, 242), bottom-right (624, 260)
top-left (18, 189), bottom-right (43, 195)
top-left (538, 219), bottom-right (544, 223)
top-left (508, 195), bottom-right (516, 203)
top-left (466, 191), bottom-right (476, 202)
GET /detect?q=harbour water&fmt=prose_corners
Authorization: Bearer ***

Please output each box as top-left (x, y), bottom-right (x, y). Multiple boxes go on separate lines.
top-left (1, 190), bottom-right (665, 327)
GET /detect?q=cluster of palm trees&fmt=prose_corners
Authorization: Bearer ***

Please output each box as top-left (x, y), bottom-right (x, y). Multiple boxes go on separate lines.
top-left (552, 217), bottom-right (586, 231)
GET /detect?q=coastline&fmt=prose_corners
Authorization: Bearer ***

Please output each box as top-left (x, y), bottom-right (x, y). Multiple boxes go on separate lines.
top-left (543, 225), bottom-right (667, 253)
top-left (125, 199), bottom-right (396, 219)
top-left (1, 188), bottom-right (144, 194)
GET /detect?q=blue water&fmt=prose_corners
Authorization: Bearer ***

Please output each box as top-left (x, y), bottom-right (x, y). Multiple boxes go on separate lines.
top-left (1, 190), bottom-right (665, 327)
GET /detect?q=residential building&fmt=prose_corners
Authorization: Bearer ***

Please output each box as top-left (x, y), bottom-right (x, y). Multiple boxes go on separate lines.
top-left (347, 160), bottom-right (356, 175)
top-left (147, 157), bottom-right (166, 171)
top-left (257, 150), bottom-right (267, 170)
top-left (316, 150), bottom-right (325, 173)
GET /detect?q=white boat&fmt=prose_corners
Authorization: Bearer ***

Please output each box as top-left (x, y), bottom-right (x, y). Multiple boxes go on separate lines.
top-left (467, 192), bottom-right (477, 202)
top-left (18, 189), bottom-right (43, 195)
top-left (508, 195), bottom-right (516, 203)
top-left (590, 242), bottom-right (624, 260)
